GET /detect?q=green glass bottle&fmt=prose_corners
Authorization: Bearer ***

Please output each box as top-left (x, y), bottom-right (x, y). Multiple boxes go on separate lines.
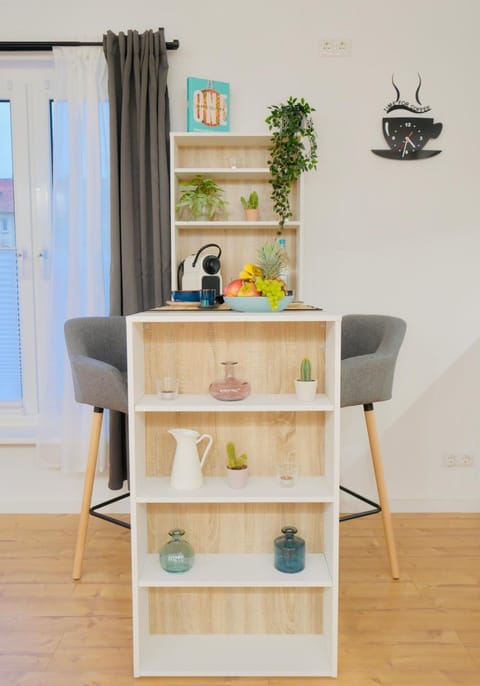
top-left (159, 528), bottom-right (194, 573)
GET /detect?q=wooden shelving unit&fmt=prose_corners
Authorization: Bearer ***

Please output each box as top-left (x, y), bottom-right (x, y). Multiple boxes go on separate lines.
top-left (170, 133), bottom-right (304, 297)
top-left (126, 308), bottom-right (341, 677)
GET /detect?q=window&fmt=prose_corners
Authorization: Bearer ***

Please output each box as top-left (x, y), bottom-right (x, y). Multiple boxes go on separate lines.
top-left (0, 59), bottom-right (54, 434)
top-left (0, 101), bottom-right (21, 402)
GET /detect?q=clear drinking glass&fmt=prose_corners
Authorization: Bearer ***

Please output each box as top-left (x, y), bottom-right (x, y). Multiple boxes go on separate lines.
top-left (275, 462), bottom-right (299, 487)
top-left (156, 377), bottom-right (179, 400)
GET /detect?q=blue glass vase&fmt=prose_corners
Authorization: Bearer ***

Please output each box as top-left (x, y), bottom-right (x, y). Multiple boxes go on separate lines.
top-left (159, 528), bottom-right (194, 573)
top-left (274, 526), bottom-right (305, 573)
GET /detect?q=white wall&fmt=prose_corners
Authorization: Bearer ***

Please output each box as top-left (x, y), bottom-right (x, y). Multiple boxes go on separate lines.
top-left (1, 0), bottom-right (479, 512)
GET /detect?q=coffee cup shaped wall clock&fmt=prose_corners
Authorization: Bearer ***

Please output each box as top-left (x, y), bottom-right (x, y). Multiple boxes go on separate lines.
top-left (372, 74), bottom-right (443, 160)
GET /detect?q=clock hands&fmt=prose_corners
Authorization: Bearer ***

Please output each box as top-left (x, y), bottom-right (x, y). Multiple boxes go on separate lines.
top-left (396, 131), bottom-right (417, 158)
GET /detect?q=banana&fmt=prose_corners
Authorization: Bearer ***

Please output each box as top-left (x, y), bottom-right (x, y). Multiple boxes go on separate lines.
top-left (239, 263), bottom-right (263, 280)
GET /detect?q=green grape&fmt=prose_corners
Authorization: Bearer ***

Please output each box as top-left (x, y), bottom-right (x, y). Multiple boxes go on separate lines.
top-left (254, 277), bottom-right (285, 310)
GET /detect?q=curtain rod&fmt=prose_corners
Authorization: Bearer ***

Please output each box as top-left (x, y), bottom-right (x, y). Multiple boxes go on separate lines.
top-left (0, 39), bottom-right (180, 52)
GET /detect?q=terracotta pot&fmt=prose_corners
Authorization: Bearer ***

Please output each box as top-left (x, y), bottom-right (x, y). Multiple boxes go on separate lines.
top-left (245, 208), bottom-right (259, 222)
top-left (225, 465), bottom-right (249, 488)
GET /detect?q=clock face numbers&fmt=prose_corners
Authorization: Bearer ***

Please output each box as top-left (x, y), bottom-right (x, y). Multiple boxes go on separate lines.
top-left (385, 120), bottom-right (424, 158)
top-left (372, 116), bottom-right (443, 160)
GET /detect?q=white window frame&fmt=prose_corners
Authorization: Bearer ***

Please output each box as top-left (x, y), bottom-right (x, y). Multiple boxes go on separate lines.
top-left (0, 56), bottom-right (53, 439)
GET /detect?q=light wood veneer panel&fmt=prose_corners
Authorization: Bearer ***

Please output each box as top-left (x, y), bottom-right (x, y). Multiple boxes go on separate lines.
top-left (146, 503), bottom-right (325, 554)
top-left (143, 321), bottom-right (326, 396)
top-left (149, 587), bottom-right (324, 634)
top-left (145, 411), bottom-right (325, 477)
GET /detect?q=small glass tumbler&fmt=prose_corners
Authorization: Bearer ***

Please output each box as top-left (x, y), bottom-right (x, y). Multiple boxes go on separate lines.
top-left (200, 288), bottom-right (216, 308)
top-left (275, 462), bottom-right (299, 487)
top-left (156, 377), bottom-right (179, 400)
top-left (274, 526), bottom-right (305, 573)
top-left (159, 528), bottom-right (194, 573)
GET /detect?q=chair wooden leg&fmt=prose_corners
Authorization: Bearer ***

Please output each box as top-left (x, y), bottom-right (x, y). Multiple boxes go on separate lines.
top-left (72, 407), bottom-right (103, 580)
top-left (364, 406), bottom-right (400, 580)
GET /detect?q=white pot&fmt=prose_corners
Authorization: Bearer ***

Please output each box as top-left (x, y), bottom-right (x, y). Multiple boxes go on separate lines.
top-left (294, 379), bottom-right (318, 402)
top-left (225, 465), bottom-right (249, 488)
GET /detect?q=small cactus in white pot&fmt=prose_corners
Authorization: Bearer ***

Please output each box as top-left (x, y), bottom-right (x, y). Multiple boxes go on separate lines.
top-left (294, 357), bottom-right (318, 401)
top-left (225, 441), bottom-right (249, 488)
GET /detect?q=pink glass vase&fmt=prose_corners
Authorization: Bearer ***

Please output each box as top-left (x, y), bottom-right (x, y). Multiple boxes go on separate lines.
top-left (209, 361), bottom-right (251, 401)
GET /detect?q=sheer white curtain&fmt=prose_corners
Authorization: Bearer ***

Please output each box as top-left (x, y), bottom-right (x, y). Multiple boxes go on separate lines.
top-left (37, 47), bottom-right (110, 473)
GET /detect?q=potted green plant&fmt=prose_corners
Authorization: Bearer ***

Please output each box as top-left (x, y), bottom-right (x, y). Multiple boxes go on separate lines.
top-left (265, 97), bottom-right (318, 233)
top-left (294, 357), bottom-right (318, 401)
top-left (240, 190), bottom-right (259, 221)
top-left (176, 174), bottom-right (228, 220)
top-left (225, 441), bottom-right (248, 488)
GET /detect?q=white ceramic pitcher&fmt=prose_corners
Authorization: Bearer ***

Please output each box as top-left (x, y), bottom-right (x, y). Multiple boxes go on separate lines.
top-left (168, 428), bottom-right (213, 490)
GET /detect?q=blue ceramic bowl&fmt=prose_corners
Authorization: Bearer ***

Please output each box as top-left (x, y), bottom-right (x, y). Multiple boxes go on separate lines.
top-left (225, 295), bottom-right (293, 313)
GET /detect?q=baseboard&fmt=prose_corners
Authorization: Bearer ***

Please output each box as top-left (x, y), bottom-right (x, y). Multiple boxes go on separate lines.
top-left (0, 497), bottom-right (130, 515)
top-left (391, 498), bottom-right (480, 513)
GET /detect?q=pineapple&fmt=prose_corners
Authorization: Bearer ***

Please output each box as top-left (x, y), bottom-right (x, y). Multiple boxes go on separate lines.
top-left (256, 241), bottom-right (287, 280)
top-left (254, 241), bottom-right (288, 309)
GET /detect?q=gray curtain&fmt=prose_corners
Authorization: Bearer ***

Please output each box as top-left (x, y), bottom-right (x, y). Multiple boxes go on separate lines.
top-left (104, 28), bottom-right (171, 315)
top-left (103, 28), bottom-right (171, 488)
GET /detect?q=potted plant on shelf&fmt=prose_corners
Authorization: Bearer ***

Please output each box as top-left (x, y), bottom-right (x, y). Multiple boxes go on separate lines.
top-left (265, 96), bottom-right (318, 233)
top-left (294, 357), bottom-right (318, 401)
top-left (225, 441), bottom-right (249, 488)
top-left (240, 190), bottom-right (259, 221)
top-left (175, 174), bottom-right (228, 220)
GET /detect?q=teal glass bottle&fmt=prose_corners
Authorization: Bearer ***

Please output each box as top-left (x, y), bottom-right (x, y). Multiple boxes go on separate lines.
top-left (159, 528), bottom-right (194, 573)
top-left (274, 526), bottom-right (305, 573)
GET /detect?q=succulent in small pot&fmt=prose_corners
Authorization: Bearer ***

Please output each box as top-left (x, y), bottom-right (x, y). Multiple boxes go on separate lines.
top-left (240, 190), bottom-right (259, 221)
top-left (225, 441), bottom-right (249, 488)
top-left (294, 357), bottom-right (318, 401)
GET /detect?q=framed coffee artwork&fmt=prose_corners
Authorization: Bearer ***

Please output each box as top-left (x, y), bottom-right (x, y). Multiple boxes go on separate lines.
top-left (372, 74), bottom-right (443, 160)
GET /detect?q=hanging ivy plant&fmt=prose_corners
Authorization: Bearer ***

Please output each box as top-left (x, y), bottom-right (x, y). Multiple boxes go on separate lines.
top-left (265, 97), bottom-right (318, 232)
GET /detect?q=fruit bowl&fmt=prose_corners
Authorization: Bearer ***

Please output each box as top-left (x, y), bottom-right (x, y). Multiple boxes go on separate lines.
top-left (225, 295), bottom-right (293, 313)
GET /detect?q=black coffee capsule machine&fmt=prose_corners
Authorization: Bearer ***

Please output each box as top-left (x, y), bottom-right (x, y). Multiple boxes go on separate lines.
top-left (177, 243), bottom-right (223, 298)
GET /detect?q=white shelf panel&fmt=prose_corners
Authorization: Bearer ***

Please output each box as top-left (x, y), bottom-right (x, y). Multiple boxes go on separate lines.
top-left (175, 167), bottom-right (269, 180)
top-left (131, 310), bottom-right (339, 323)
top-left (175, 220), bottom-right (300, 229)
top-left (138, 552), bottom-right (332, 588)
top-left (137, 634), bottom-right (334, 677)
top-left (135, 475), bottom-right (335, 503)
top-left (135, 392), bottom-right (334, 413)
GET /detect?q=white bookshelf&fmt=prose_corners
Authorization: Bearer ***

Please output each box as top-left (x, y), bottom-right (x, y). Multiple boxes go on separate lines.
top-left (170, 132), bottom-right (304, 297)
top-left (126, 309), bottom-right (341, 677)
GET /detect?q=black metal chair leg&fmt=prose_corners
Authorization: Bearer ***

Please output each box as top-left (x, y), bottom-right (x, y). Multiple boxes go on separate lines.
top-left (89, 491), bottom-right (131, 529)
top-left (339, 484), bottom-right (381, 522)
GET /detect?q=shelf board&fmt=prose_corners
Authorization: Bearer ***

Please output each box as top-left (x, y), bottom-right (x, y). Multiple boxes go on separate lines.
top-left (175, 220), bottom-right (300, 229)
top-left (171, 132), bottom-right (270, 146)
top-left (175, 167), bottom-right (270, 180)
top-left (138, 552), bottom-right (333, 588)
top-left (136, 633), bottom-right (334, 677)
top-left (135, 475), bottom-right (335, 503)
top-left (135, 393), bottom-right (334, 413)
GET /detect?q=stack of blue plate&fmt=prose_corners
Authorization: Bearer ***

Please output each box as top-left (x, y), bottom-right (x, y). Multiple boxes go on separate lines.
top-left (171, 290), bottom-right (200, 303)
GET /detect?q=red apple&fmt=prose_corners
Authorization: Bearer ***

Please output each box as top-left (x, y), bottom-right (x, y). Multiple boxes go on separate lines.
top-left (223, 278), bottom-right (243, 296)
top-left (238, 280), bottom-right (260, 297)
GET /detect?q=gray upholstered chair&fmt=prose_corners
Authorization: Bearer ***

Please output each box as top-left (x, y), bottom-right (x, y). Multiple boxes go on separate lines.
top-left (64, 316), bottom-right (129, 580)
top-left (341, 314), bottom-right (406, 580)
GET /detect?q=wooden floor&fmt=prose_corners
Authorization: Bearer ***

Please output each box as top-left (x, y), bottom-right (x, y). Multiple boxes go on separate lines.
top-left (0, 513), bottom-right (479, 685)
